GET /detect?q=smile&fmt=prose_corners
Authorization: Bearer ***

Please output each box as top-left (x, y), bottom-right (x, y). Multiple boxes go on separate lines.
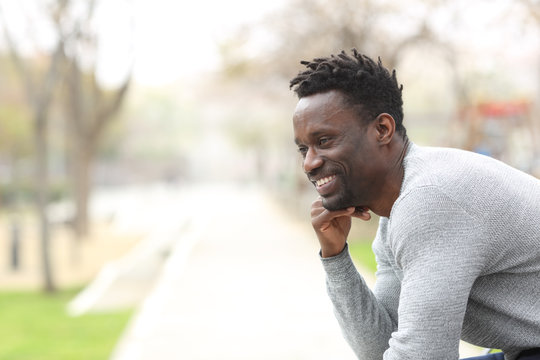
top-left (315, 175), bottom-right (337, 188)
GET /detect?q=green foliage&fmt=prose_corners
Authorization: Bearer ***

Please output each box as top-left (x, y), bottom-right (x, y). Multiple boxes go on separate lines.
top-left (0, 182), bottom-right (32, 206)
top-left (0, 182), bottom-right (69, 208)
top-left (348, 240), bottom-right (377, 273)
top-left (0, 288), bottom-right (132, 360)
top-left (0, 104), bottom-right (33, 156)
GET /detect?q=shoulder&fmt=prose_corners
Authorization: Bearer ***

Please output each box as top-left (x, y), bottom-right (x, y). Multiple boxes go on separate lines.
top-left (401, 143), bottom-right (540, 217)
top-left (390, 184), bottom-right (475, 230)
top-left (402, 144), bottom-right (487, 187)
top-left (389, 145), bottom-right (481, 247)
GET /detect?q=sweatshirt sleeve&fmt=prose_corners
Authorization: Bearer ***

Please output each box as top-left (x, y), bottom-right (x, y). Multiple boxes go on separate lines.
top-left (384, 186), bottom-right (485, 360)
top-left (320, 240), bottom-right (400, 360)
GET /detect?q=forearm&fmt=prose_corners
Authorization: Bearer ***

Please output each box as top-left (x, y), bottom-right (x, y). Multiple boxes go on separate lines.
top-left (321, 245), bottom-right (396, 360)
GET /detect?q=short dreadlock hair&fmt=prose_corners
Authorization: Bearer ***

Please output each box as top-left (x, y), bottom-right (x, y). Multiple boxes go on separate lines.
top-left (289, 49), bottom-right (406, 138)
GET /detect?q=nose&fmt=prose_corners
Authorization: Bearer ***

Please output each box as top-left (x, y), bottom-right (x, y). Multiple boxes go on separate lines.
top-left (303, 147), bottom-right (323, 173)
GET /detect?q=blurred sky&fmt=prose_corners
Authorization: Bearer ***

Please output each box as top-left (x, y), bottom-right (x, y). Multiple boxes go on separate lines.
top-left (0, 0), bottom-right (286, 86)
top-left (96, 0), bottom-right (287, 87)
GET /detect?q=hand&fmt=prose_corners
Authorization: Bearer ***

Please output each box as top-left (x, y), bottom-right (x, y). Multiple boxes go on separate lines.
top-left (311, 198), bottom-right (371, 258)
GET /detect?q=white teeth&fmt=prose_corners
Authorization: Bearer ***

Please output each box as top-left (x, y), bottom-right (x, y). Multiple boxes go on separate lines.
top-left (316, 176), bottom-right (336, 187)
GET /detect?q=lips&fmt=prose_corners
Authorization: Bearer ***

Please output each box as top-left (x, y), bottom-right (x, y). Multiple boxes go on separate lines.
top-left (315, 175), bottom-right (336, 187)
top-left (311, 174), bottom-right (337, 195)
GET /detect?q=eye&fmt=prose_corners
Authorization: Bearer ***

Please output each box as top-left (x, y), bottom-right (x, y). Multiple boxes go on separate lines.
top-left (297, 146), bottom-right (308, 157)
top-left (318, 137), bottom-right (331, 146)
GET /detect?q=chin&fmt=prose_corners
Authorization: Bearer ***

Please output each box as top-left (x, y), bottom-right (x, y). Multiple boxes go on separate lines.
top-left (321, 194), bottom-right (353, 211)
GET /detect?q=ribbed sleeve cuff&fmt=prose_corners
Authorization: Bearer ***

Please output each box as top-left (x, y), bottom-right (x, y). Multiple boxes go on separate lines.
top-left (319, 243), bottom-right (358, 283)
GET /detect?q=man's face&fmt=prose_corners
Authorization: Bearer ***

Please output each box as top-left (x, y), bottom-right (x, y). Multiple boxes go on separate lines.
top-left (293, 90), bottom-right (383, 211)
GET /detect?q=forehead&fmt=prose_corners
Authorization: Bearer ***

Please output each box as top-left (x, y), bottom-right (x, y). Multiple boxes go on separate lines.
top-left (293, 90), bottom-right (359, 138)
top-left (294, 90), bottom-right (347, 119)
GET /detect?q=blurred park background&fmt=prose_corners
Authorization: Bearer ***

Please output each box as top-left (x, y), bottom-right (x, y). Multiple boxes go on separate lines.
top-left (1, 0), bottom-right (540, 358)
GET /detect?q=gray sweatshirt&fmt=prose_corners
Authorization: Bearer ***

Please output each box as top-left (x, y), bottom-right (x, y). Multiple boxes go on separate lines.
top-left (321, 144), bottom-right (540, 360)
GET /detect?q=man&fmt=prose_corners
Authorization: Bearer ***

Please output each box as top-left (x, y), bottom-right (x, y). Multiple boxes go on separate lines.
top-left (290, 49), bottom-right (540, 360)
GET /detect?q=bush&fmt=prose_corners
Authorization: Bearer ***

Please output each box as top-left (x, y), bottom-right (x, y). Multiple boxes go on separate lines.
top-left (0, 182), bottom-right (69, 209)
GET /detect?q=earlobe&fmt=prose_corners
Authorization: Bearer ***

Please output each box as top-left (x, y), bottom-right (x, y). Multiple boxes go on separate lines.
top-left (375, 113), bottom-right (396, 145)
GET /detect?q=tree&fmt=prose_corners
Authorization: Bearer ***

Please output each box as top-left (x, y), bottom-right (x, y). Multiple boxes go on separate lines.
top-left (60, 0), bottom-right (132, 237)
top-left (0, 0), bottom-right (67, 292)
top-left (0, 0), bottom-right (132, 291)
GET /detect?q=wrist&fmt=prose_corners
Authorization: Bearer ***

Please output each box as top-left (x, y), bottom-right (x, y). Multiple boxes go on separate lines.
top-left (320, 243), bottom-right (347, 258)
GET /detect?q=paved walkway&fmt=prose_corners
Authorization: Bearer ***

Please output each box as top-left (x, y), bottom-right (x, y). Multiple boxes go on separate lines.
top-left (110, 184), bottom-right (357, 360)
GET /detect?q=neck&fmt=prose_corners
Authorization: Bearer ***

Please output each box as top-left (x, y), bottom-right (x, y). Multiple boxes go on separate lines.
top-left (371, 136), bottom-right (409, 218)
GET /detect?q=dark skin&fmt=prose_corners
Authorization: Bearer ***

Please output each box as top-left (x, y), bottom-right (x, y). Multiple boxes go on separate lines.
top-left (293, 90), bottom-right (409, 258)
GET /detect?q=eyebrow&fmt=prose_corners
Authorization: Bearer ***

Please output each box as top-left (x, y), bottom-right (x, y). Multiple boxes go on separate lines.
top-left (294, 137), bottom-right (303, 146)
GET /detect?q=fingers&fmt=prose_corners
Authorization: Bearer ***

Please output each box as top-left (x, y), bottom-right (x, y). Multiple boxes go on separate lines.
top-left (351, 207), bottom-right (372, 221)
top-left (309, 198), bottom-right (354, 257)
top-left (311, 200), bottom-right (353, 218)
top-left (311, 198), bottom-right (371, 223)
top-left (311, 198), bottom-right (352, 219)
top-left (311, 200), bottom-right (355, 234)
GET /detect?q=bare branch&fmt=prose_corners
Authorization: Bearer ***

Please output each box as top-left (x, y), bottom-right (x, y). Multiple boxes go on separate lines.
top-left (67, 59), bottom-right (86, 137)
top-left (0, 4), bottom-right (35, 102)
top-left (92, 75), bottom-right (131, 143)
top-left (386, 21), bottom-right (436, 69)
top-left (35, 42), bottom-right (66, 123)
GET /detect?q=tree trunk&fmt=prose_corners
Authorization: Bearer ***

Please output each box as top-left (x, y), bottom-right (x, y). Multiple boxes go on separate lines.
top-left (72, 142), bottom-right (92, 237)
top-left (35, 114), bottom-right (55, 293)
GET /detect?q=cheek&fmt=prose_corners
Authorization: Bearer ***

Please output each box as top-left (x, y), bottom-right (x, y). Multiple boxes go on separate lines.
top-left (323, 150), bottom-right (349, 171)
top-left (333, 146), bottom-right (361, 168)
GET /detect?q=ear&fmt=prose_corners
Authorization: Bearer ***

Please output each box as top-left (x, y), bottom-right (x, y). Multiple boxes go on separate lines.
top-left (374, 113), bottom-right (396, 145)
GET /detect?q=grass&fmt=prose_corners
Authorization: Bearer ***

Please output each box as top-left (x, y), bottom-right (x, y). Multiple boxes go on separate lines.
top-left (0, 287), bottom-right (133, 360)
top-left (348, 240), bottom-right (377, 273)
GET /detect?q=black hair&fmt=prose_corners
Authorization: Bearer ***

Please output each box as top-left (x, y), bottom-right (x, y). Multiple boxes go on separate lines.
top-left (289, 49), bottom-right (406, 137)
